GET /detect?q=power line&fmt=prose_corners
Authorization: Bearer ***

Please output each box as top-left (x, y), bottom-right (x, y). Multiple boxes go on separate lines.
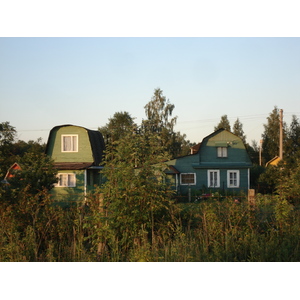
top-left (8, 112), bottom-right (300, 134)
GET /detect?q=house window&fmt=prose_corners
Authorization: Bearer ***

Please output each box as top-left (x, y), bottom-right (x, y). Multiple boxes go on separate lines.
top-left (227, 170), bottom-right (240, 188)
top-left (217, 147), bottom-right (227, 157)
top-left (180, 173), bottom-right (196, 185)
top-left (208, 170), bottom-right (220, 188)
top-left (62, 135), bottom-right (78, 152)
top-left (55, 173), bottom-right (76, 187)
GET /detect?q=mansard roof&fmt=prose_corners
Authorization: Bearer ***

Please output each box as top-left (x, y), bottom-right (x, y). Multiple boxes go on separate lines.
top-left (45, 124), bottom-right (105, 166)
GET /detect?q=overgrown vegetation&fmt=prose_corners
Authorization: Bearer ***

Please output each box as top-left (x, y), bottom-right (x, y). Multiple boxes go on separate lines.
top-left (1, 188), bottom-right (300, 262)
top-left (2, 118), bottom-right (300, 262)
top-left (2, 92), bottom-right (300, 262)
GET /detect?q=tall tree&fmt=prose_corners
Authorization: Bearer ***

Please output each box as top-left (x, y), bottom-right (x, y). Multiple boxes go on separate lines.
top-left (143, 88), bottom-right (177, 133)
top-left (232, 118), bottom-right (246, 143)
top-left (98, 111), bottom-right (136, 145)
top-left (0, 122), bottom-right (17, 177)
top-left (214, 115), bottom-right (231, 132)
top-left (142, 88), bottom-right (190, 158)
top-left (92, 124), bottom-right (175, 257)
top-left (0, 121), bottom-right (16, 146)
top-left (261, 106), bottom-right (286, 164)
top-left (285, 114), bottom-right (300, 166)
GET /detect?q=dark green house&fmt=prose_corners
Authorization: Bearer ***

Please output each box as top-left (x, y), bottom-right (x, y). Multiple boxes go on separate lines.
top-left (45, 125), bottom-right (105, 202)
top-left (165, 129), bottom-right (252, 195)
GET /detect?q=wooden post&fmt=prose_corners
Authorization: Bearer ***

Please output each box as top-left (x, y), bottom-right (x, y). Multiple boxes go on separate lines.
top-left (97, 193), bottom-right (106, 257)
top-left (99, 193), bottom-right (104, 212)
top-left (248, 189), bottom-right (255, 206)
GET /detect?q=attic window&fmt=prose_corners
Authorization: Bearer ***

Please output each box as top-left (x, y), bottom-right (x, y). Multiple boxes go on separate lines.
top-left (62, 135), bottom-right (78, 152)
top-left (217, 147), bottom-right (227, 157)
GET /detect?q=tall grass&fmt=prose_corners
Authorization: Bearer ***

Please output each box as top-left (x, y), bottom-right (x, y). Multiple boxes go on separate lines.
top-left (1, 190), bottom-right (300, 262)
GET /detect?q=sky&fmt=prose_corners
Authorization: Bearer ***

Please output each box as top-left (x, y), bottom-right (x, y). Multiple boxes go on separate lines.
top-left (1, 1), bottom-right (300, 297)
top-left (1, 37), bottom-right (300, 145)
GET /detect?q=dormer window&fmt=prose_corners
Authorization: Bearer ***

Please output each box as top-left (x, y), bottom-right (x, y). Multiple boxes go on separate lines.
top-left (62, 135), bottom-right (78, 152)
top-left (217, 147), bottom-right (227, 157)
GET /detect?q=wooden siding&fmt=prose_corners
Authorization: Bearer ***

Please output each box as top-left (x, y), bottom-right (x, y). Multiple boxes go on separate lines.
top-left (199, 130), bottom-right (251, 165)
top-left (165, 129), bottom-right (252, 194)
top-left (46, 126), bottom-right (94, 163)
top-left (51, 170), bottom-right (86, 202)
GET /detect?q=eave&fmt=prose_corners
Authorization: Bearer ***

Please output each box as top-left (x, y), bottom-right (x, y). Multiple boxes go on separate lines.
top-left (192, 162), bottom-right (252, 169)
top-left (53, 162), bottom-right (94, 170)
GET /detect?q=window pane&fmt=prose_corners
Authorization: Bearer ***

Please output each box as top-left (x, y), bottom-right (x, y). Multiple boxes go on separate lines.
top-left (58, 174), bottom-right (63, 186)
top-left (56, 173), bottom-right (76, 187)
top-left (181, 173), bottom-right (195, 184)
top-left (208, 170), bottom-right (219, 187)
top-left (228, 171), bottom-right (238, 187)
top-left (72, 136), bottom-right (78, 151)
top-left (63, 136), bottom-right (72, 151)
top-left (68, 174), bottom-right (76, 187)
top-left (218, 147), bottom-right (222, 157)
top-left (218, 147), bottom-right (227, 157)
top-left (62, 135), bottom-right (78, 152)
top-left (61, 174), bottom-right (68, 186)
top-left (210, 172), bottom-right (214, 186)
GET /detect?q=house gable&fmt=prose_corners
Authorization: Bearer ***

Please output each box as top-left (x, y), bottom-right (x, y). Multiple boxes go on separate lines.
top-left (196, 129), bottom-right (252, 168)
top-left (45, 125), bottom-right (105, 166)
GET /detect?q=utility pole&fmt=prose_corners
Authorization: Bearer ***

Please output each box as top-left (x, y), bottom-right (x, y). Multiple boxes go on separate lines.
top-left (259, 139), bottom-right (263, 166)
top-left (279, 109), bottom-right (283, 160)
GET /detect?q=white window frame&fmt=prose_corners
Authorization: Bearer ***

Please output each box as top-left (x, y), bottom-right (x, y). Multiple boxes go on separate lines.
top-left (180, 173), bottom-right (196, 185)
top-left (217, 147), bottom-right (227, 157)
top-left (61, 135), bottom-right (78, 152)
top-left (55, 173), bottom-right (76, 187)
top-left (207, 170), bottom-right (220, 188)
top-left (227, 170), bottom-right (240, 188)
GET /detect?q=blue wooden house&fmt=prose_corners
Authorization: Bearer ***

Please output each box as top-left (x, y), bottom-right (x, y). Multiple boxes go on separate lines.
top-left (164, 129), bottom-right (252, 194)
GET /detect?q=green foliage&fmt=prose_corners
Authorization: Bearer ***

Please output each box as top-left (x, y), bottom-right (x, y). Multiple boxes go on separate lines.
top-left (246, 140), bottom-right (260, 165)
top-left (276, 161), bottom-right (300, 204)
top-left (0, 124), bottom-right (45, 179)
top-left (214, 115), bottom-right (231, 132)
top-left (142, 88), bottom-right (192, 158)
top-left (285, 115), bottom-right (300, 167)
top-left (1, 186), bottom-right (300, 261)
top-left (261, 106), bottom-right (287, 164)
top-left (85, 126), bottom-right (177, 260)
top-left (98, 111), bottom-right (136, 145)
top-left (233, 118), bottom-right (246, 143)
top-left (250, 164), bottom-right (265, 188)
top-left (258, 165), bottom-right (281, 193)
top-left (0, 121), bottom-right (16, 146)
top-left (5, 152), bottom-right (58, 201)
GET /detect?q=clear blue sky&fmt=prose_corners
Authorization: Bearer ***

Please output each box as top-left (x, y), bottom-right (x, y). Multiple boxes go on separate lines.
top-left (1, 37), bottom-right (300, 145)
